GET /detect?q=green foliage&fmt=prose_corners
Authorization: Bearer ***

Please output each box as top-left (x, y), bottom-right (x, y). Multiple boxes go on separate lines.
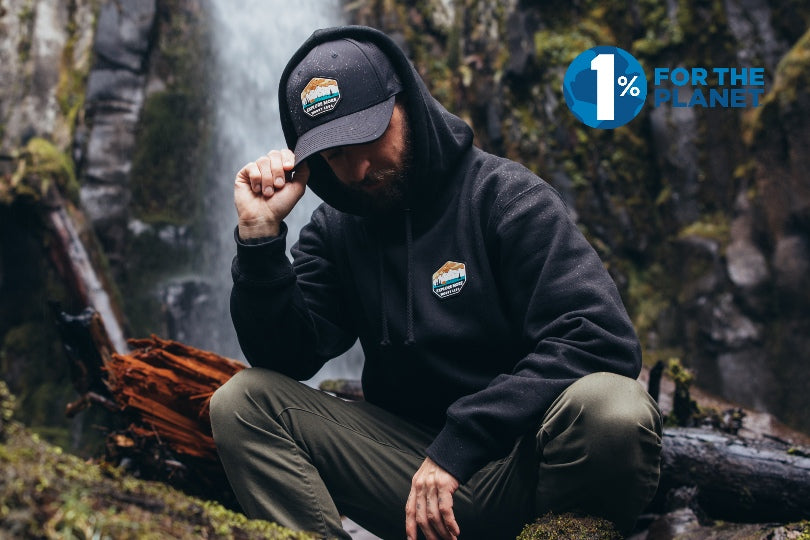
top-left (517, 512), bottom-right (620, 540)
top-left (665, 357), bottom-right (702, 427)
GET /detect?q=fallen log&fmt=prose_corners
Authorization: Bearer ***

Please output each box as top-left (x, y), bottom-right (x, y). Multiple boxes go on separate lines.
top-left (56, 308), bottom-right (810, 523)
top-left (659, 427), bottom-right (810, 523)
top-left (45, 192), bottom-right (129, 352)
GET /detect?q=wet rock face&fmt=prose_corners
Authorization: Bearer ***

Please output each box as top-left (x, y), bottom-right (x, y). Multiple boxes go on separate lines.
top-left (77, 0), bottom-right (156, 267)
top-left (0, 0), bottom-right (95, 152)
top-left (93, 1), bottom-right (156, 72)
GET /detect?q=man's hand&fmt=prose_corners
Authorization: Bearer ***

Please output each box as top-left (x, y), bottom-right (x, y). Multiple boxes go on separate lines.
top-left (235, 149), bottom-right (309, 239)
top-left (406, 457), bottom-right (461, 540)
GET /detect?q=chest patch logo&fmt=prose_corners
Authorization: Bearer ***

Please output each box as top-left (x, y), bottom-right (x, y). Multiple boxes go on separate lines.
top-left (432, 261), bottom-right (467, 299)
top-left (301, 77), bottom-right (341, 118)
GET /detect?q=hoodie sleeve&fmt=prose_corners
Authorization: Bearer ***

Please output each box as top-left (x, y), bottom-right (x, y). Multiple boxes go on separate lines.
top-left (230, 206), bottom-right (357, 379)
top-left (425, 173), bottom-right (642, 483)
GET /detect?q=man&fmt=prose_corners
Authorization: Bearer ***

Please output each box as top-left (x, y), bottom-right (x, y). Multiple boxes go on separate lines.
top-left (210, 25), bottom-right (662, 540)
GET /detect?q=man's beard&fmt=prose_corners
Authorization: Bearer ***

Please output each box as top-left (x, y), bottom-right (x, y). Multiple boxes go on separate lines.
top-left (344, 116), bottom-right (414, 216)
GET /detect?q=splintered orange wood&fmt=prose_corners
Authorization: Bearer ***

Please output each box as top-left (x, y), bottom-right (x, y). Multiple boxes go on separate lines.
top-left (106, 335), bottom-right (245, 460)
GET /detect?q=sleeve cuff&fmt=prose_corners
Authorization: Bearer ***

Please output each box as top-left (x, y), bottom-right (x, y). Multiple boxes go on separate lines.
top-left (425, 418), bottom-right (494, 484)
top-left (232, 222), bottom-right (294, 284)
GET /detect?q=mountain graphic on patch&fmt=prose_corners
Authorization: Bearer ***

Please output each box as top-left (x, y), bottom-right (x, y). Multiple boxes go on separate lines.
top-left (301, 77), bottom-right (341, 118)
top-left (432, 261), bottom-right (466, 299)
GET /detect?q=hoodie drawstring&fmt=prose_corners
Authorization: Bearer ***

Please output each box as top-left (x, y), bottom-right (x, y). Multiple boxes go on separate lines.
top-left (377, 209), bottom-right (416, 347)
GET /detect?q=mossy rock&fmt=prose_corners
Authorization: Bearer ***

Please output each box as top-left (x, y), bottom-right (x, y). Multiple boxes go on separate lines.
top-left (0, 138), bottom-right (79, 205)
top-left (517, 512), bottom-right (620, 540)
top-left (0, 380), bottom-right (313, 539)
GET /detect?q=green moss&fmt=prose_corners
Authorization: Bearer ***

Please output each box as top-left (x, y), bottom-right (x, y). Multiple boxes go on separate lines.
top-left (16, 0), bottom-right (35, 63)
top-left (130, 91), bottom-right (203, 224)
top-left (677, 213), bottom-right (730, 244)
top-left (0, 323), bottom-right (74, 445)
top-left (798, 520), bottom-right (810, 540)
top-left (517, 512), bottom-right (620, 540)
top-left (632, 0), bottom-right (677, 57)
top-left (534, 30), bottom-right (599, 67)
top-left (56, 1), bottom-right (91, 138)
top-left (3, 137), bottom-right (80, 204)
top-left (751, 28), bottom-right (810, 140)
top-left (0, 390), bottom-right (313, 539)
top-left (24, 137), bottom-right (77, 189)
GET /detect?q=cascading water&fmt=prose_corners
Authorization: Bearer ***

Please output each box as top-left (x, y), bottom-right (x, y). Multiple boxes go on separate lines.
top-left (200, 1), bottom-right (364, 386)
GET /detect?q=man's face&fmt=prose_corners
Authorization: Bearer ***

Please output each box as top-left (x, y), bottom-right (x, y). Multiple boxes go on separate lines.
top-left (319, 102), bottom-right (413, 214)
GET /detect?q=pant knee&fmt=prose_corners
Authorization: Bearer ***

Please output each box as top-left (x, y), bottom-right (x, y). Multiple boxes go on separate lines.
top-left (566, 372), bottom-right (659, 428)
top-left (541, 372), bottom-right (662, 465)
top-left (209, 368), bottom-right (289, 441)
top-left (210, 368), bottom-right (249, 442)
top-left (537, 373), bottom-right (663, 532)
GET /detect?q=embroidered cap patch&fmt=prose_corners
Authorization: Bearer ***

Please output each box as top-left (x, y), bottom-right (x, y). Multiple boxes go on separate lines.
top-left (432, 261), bottom-right (466, 299)
top-left (301, 77), bottom-right (341, 118)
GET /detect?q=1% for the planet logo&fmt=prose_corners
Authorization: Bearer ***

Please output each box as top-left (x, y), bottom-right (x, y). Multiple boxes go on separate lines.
top-left (563, 46), bottom-right (648, 129)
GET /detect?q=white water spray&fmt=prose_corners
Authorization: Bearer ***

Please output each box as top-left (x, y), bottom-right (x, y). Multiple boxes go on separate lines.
top-left (203, 1), bottom-right (364, 385)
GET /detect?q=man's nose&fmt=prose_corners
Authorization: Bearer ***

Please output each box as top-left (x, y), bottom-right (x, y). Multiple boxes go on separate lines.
top-left (345, 151), bottom-right (371, 183)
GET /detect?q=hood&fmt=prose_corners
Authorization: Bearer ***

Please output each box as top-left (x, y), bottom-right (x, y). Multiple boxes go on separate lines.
top-left (278, 25), bottom-right (474, 216)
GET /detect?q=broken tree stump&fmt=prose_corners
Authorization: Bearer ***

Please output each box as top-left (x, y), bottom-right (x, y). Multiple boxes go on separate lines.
top-left (56, 309), bottom-right (245, 504)
top-left (105, 335), bottom-right (245, 462)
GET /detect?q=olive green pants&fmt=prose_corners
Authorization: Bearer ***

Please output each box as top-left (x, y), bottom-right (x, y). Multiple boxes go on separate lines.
top-left (210, 369), bottom-right (662, 539)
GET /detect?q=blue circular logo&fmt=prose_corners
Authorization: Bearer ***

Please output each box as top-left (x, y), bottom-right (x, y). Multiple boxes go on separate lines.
top-left (563, 46), bottom-right (647, 129)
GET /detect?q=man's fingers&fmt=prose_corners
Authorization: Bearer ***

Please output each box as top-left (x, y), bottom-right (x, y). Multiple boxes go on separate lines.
top-left (405, 491), bottom-right (417, 540)
top-left (438, 490), bottom-right (460, 538)
top-left (236, 150), bottom-right (301, 201)
top-left (255, 156), bottom-right (275, 196)
top-left (415, 489), bottom-right (441, 540)
top-left (267, 150), bottom-right (285, 189)
top-left (426, 487), bottom-right (454, 540)
top-left (236, 162), bottom-right (261, 192)
top-left (281, 148), bottom-right (295, 169)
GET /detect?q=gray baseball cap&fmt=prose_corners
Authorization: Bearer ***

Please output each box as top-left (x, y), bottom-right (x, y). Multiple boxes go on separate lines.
top-left (285, 38), bottom-right (403, 166)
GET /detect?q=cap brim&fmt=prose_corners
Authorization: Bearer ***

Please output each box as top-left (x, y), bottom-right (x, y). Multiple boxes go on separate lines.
top-left (293, 95), bottom-right (396, 166)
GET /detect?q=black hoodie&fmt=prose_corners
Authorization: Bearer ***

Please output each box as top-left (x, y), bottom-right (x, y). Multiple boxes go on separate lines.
top-left (230, 26), bottom-right (641, 483)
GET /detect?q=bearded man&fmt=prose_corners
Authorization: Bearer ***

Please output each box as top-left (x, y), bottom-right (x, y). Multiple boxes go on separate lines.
top-left (210, 25), bottom-right (662, 540)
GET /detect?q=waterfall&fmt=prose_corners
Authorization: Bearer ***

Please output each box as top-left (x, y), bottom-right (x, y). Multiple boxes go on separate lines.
top-left (201, 1), bottom-right (364, 386)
